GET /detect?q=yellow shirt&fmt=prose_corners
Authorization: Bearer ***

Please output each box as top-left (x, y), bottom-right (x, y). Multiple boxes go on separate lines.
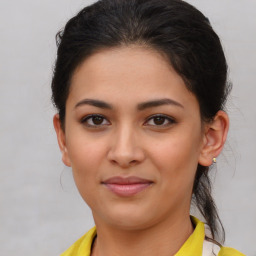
top-left (60, 217), bottom-right (245, 256)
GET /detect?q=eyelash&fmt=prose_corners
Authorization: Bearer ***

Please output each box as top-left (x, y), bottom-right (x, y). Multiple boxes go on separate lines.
top-left (81, 114), bottom-right (110, 128)
top-left (144, 114), bottom-right (176, 127)
top-left (80, 114), bottom-right (176, 128)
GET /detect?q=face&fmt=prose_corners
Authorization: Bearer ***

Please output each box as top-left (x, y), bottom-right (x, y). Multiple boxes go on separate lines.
top-left (55, 46), bottom-right (208, 230)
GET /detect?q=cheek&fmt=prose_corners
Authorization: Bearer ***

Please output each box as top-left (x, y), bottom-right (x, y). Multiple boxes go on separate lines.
top-left (67, 131), bottom-right (107, 168)
top-left (152, 135), bottom-right (199, 168)
top-left (66, 138), bottom-right (107, 208)
top-left (65, 133), bottom-right (108, 193)
top-left (150, 127), bottom-right (202, 188)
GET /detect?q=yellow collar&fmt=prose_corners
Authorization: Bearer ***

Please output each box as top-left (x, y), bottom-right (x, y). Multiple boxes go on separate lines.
top-left (61, 216), bottom-right (205, 256)
top-left (174, 216), bottom-right (205, 256)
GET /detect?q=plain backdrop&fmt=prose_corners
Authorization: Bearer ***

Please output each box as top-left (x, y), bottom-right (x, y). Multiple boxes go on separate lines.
top-left (0, 0), bottom-right (255, 255)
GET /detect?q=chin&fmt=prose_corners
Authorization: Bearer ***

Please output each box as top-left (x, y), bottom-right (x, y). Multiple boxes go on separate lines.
top-left (94, 204), bottom-right (161, 231)
top-left (109, 216), bottom-right (154, 231)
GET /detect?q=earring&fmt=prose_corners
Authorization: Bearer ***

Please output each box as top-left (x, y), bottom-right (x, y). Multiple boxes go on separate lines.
top-left (212, 157), bottom-right (217, 163)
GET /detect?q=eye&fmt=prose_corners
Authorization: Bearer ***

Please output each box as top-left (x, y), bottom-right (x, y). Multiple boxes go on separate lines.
top-left (144, 114), bottom-right (175, 127)
top-left (81, 114), bottom-right (110, 128)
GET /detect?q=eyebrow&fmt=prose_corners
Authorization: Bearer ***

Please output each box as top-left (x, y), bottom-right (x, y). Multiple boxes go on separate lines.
top-left (74, 99), bottom-right (113, 109)
top-left (74, 98), bottom-right (184, 110)
top-left (137, 98), bottom-right (184, 110)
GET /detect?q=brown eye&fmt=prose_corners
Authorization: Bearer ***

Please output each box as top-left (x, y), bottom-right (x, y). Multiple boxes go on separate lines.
top-left (81, 114), bottom-right (110, 127)
top-left (92, 116), bottom-right (104, 125)
top-left (153, 116), bottom-right (166, 125)
top-left (145, 114), bottom-right (175, 127)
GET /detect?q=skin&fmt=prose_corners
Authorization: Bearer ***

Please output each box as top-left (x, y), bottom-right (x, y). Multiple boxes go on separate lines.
top-left (54, 46), bottom-right (229, 256)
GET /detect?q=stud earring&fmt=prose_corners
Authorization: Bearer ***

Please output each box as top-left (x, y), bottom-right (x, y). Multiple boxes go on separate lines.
top-left (212, 157), bottom-right (217, 163)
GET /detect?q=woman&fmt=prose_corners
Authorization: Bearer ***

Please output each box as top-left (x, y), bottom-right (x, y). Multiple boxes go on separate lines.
top-left (52, 0), bottom-right (245, 255)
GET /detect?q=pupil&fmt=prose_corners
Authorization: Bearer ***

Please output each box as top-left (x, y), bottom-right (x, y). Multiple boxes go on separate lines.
top-left (93, 116), bottom-right (103, 125)
top-left (154, 116), bottom-right (165, 125)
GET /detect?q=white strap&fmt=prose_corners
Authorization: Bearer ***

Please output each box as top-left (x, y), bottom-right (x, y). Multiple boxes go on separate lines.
top-left (202, 223), bottom-right (221, 256)
top-left (202, 239), bottom-right (221, 256)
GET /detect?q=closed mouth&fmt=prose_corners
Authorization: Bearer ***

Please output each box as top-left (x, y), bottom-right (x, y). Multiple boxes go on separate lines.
top-left (102, 176), bottom-right (153, 196)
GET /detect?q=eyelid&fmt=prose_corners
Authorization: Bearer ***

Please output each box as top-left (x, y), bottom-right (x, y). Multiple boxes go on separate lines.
top-left (80, 114), bottom-right (111, 128)
top-left (144, 114), bottom-right (176, 127)
top-left (80, 113), bottom-right (175, 128)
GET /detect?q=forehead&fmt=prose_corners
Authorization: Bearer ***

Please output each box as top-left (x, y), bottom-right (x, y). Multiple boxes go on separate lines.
top-left (68, 46), bottom-right (198, 110)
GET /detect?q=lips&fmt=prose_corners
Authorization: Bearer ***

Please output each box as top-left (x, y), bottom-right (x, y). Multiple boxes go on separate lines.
top-left (102, 176), bottom-right (153, 197)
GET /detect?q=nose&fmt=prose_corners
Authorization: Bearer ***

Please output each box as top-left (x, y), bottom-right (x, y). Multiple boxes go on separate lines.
top-left (107, 125), bottom-right (146, 168)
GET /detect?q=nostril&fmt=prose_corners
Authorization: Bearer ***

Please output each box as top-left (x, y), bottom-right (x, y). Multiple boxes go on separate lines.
top-left (130, 160), bottom-right (137, 165)
top-left (110, 159), bottom-right (137, 168)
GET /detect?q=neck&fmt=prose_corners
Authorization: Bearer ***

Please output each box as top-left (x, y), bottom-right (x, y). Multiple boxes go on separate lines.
top-left (91, 213), bottom-right (194, 256)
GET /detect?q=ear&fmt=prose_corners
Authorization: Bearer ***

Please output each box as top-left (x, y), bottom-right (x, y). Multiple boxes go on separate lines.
top-left (198, 110), bottom-right (229, 166)
top-left (53, 114), bottom-right (71, 167)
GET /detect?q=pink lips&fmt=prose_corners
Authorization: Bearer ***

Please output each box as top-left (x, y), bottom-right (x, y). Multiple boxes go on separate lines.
top-left (102, 176), bottom-right (153, 197)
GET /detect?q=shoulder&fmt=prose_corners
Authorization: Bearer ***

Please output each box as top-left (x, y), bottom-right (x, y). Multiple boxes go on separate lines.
top-left (60, 227), bottom-right (97, 256)
top-left (218, 247), bottom-right (246, 256)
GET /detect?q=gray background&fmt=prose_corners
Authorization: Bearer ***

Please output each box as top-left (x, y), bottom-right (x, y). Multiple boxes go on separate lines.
top-left (0, 0), bottom-right (255, 255)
